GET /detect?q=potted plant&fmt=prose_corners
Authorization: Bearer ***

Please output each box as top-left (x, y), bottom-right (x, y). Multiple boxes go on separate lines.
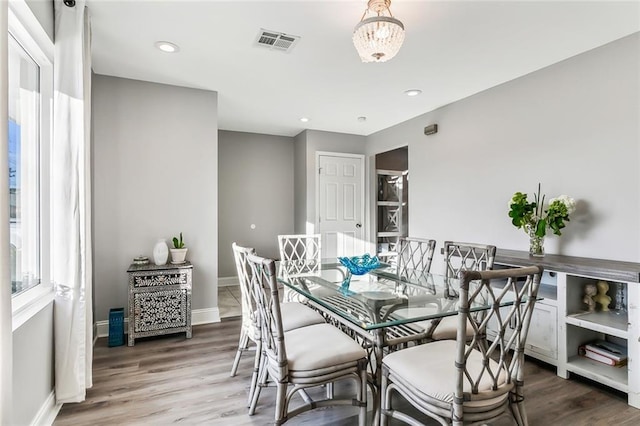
top-left (170, 232), bottom-right (188, 264)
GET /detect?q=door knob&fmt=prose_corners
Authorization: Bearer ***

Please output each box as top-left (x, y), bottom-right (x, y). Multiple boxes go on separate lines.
top-left (356, 223), bottom-right (362, 228)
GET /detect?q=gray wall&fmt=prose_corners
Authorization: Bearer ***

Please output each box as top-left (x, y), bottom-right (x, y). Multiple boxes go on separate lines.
top-left (293, 131), bottom-right (307, 234)
top-left (300, 130), bottom-right (367, 234)
top-left (367, 33), bottom-right (640, 264)
top-left (92, 75), bottom-right (218, 322)
top-left (218, 130), bottom-right (295, 277)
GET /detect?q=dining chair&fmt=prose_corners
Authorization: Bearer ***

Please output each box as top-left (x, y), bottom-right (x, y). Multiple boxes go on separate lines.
top-left (397, 237), bottom-right (437, 281)
top-left (246, 253), bottom-right (369, 425)
top-left (278, 234), bottom-right (321, 274)
top-left (380, 265), bottom-right (543, 426)
top-left (423, 241), bottom-right (496, 341)
top-left (278, 234), bottom-right (323, 304)
top-left (383, 237), bottom-right (437, 349)
top-left (229, 243), bottom-right (325, 405)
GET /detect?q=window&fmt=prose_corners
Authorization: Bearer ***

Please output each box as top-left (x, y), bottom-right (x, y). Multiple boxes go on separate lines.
top-left (7, 2), bottom-right (53, 320)
top-left (8, 33), bottom-right (41, 295)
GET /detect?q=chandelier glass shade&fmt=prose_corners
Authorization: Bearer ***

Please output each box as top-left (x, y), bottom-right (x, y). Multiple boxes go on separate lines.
top-left (353, 0), bottom-right (405, 63)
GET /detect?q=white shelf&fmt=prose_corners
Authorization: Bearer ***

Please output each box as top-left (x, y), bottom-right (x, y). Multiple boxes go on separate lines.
top-left (377, 251), bottom-right (398, 258)
top-left (378, 231), bottom-right (402, 237)
top-left (566, 355), bottom-right (628, 392)
top-left (566, 311), bottom-right (628, 339)
top-left (377, 201), bottom-right (403, 207)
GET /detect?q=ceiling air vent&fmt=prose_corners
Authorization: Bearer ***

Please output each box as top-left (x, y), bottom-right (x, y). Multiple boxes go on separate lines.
top-left (255, 29), bottom-right (300, 53)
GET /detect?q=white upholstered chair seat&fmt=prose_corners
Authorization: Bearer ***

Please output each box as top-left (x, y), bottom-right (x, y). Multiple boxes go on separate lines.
top-left (284, 323), bottom-right (367, 375)
top-left (383, 340), bottom-right (509, 405)
top-left (416, 316), bottom-right (474, 341)
top-left (280, 302), bottom-right (325, 331)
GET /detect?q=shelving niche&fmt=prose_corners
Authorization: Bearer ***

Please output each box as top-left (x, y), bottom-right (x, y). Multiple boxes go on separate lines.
top-left (376, 169), bottom-right (407, 261)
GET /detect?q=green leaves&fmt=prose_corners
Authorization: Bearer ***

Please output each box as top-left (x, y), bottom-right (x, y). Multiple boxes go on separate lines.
top-left (546, 199), bottom-right (570, 235)
top-left (508, 192), bottom-right (535, 228)
top-left (508, 185), bottom-right (574, 237)
top-left (173, 232), bottom-right (185, 249)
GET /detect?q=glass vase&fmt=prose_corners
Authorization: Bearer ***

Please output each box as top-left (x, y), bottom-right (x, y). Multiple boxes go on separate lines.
top-left (528, 228), bottom-right (545, 257)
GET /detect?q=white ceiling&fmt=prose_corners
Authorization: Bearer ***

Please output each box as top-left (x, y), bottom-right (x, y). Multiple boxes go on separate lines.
top-left (86, 0), bottom-right (640, 137)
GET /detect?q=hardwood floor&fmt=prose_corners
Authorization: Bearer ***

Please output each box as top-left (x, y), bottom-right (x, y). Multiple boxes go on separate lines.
top-left (54, 318), bottom-right (640, 425)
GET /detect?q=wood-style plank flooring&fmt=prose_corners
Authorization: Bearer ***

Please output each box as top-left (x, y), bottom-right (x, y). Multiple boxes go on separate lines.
top-left (54, 317), bottom-right (640, 425)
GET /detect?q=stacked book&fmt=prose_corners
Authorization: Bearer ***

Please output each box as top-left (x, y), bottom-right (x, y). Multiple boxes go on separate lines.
top-left (579, 340), bottom-right (628, 367)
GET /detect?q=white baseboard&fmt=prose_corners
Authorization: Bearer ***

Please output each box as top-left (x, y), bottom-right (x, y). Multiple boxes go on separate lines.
top-left (31, 391), bottom-right (62, 426)
top-left (192, 307), bottom-right (220, 325)
top-left (94, 307), bottom-right (221, 338)
top-left (218, 276), bottom-right (239, 287)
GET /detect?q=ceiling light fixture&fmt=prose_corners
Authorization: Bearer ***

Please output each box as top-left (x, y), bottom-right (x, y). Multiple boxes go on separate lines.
top-left (155, 41), bottom-right (180, 53)
top-left (404, 89), bottom-right (422, 97)
top-left (300, 117), bottom-right (309, 123)
top-left (353, 0), bottom-right (405, 63)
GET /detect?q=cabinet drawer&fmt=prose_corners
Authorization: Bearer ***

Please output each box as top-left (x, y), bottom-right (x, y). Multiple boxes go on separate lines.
top-left (133, 289), bottom-right (189, 332)
top-left (131, 270), bottom-right (190, 289)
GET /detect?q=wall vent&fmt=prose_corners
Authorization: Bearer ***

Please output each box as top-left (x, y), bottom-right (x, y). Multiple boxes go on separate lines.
top-left (255, 29), bottom-right (300, 53)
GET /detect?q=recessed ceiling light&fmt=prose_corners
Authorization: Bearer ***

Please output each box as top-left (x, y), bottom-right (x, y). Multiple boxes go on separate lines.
top-left (155, 41), bottom-right (180, 53)
top-left (404, 89), bottom-right (422, 97)
top-left (300, 117), bottom-right (309, 123)
top-left (357, 116), bottom-right (367, 122)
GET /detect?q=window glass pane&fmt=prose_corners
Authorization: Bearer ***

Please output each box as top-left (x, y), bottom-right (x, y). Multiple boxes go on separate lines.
top-left (8, 34), bottom-right (40, 295)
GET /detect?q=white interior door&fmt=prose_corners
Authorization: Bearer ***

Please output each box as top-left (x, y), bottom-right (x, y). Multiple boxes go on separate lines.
top-left (317, 153), bottom-right (365, 258)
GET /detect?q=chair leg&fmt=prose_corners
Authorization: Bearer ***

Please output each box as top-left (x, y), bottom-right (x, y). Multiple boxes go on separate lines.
top-left (249, 355), bottom-right (268, 415)
top-left (359, 363), bottom-right (368, 426)
top-left (511, 385), bottom-right (528, 426)
top-left (380, 369), bottom-right (390, 426)
top-left (274, 381), bottom-right (288, 425)
top-left (247, 337), bottom-right (262, 406)
top-left (230, 328), bottom-right (249, 377)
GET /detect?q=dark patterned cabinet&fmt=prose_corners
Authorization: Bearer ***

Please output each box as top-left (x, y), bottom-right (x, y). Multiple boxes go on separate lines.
top-left (127, 262), bottom-right (193, 346)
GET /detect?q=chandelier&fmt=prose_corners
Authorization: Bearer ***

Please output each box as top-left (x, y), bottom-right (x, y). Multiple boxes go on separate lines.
top-left (352, 0), bottom-right (405, 63)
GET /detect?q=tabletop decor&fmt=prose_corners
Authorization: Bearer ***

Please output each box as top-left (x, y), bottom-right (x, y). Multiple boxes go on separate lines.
top-left (508, 183), bottom-right (576, 257)
top-left (338, 254), bottom-right (381, 290)
top-left (152, 238), bottom-right (169, 265)
top-left (170, 232), bottom-right (188, 264)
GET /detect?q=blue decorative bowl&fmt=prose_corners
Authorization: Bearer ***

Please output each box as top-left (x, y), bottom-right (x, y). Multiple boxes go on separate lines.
top-left (338, 254), bottom-right (381, 275)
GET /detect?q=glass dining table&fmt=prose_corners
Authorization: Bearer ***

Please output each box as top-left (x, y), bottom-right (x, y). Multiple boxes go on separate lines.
top-left (278, 260), bottom-right (466, 381)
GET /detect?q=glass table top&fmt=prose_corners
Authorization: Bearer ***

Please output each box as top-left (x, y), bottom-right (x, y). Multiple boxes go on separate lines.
top-left (277, 260), bottom-right (509, 331)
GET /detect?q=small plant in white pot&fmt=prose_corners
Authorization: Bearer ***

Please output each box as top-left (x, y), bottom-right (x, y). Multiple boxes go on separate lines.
top-left (170, 232), bottom-right (188, 264)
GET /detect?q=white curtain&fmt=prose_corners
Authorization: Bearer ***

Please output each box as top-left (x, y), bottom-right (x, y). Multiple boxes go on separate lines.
top-left (0, 2), bottom-right (13, 422)
top-left (52, 0), bottom-right (93, 403)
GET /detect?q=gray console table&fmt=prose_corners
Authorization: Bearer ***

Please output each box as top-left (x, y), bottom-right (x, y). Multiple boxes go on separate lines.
top-left (127, 261), bottom-right (193, 346)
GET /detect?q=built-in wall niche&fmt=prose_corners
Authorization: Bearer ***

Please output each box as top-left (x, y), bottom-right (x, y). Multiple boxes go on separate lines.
top-left (375, 147), bottom-right (408, 259)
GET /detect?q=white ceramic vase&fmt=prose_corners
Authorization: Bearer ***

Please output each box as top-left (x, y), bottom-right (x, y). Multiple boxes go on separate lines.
top-left (153, 239), bottom-right (169, 265)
